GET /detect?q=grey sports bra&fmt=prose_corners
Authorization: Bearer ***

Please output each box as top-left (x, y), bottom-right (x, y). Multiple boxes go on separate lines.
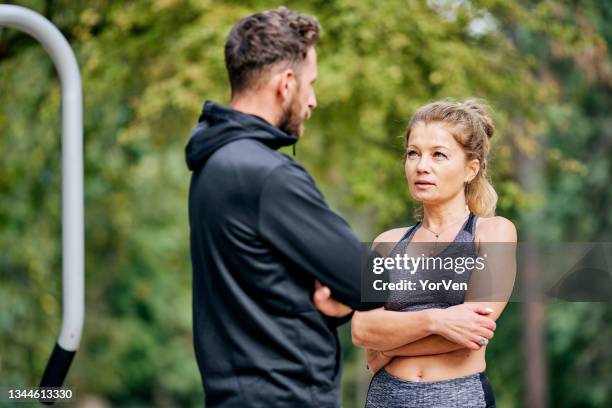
top-left (385, 212), bottom-right (479, 312)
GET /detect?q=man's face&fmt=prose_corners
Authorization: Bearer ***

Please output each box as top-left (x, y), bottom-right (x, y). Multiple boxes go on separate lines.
top-left (278, 47), bottom-right (318, 137)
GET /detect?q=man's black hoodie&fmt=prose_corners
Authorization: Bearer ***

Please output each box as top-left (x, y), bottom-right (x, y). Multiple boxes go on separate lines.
top-left (186, 101), bottom-right (379, 407)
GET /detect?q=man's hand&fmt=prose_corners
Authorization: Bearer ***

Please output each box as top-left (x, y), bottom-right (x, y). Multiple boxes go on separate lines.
top-left (365, 348), bottom-right (392, 374)
top-left (313, 280), bottom-right (353, 318)
top-left (429, 304), bottom-right (496, 350)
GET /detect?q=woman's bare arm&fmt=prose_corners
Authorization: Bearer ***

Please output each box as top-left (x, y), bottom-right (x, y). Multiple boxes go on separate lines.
top-left (352, 302), bottom-right (496, 351)
top-left (382, 334), bottom-right (463, 358)
top-left (381, 302), bottom-right (505, 357)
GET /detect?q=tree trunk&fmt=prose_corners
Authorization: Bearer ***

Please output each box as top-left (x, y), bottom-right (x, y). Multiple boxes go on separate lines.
top-left (516, 133), bottom-right (548, 408)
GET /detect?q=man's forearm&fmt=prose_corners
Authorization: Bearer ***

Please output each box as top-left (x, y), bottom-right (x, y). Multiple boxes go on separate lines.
top-left (352, 308), bottom-right (435, 351)
top-left (383, 334), bottom-right (464, 357)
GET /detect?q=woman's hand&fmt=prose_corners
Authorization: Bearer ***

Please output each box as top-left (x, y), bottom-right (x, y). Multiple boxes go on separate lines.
top-left (430, 304), bottom-right (496, 350)
top-left (366, 348), bottom-right (392, 374)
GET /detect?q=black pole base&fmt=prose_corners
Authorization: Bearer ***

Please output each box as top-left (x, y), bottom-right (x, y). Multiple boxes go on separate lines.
top-left (38, 343), bottom-right (76, 405)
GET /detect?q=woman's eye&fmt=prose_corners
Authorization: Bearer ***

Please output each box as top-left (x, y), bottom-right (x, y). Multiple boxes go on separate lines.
top-left (406, 150), bottom-right (418, 157)
top-left (433, 151), bottom-right (447, 159)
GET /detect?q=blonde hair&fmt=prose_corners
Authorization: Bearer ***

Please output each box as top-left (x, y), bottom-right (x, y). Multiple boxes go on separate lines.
top-left (405, 99), bottom-right (498, 218)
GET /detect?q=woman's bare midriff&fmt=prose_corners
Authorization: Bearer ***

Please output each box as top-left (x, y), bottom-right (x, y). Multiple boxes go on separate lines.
top-left (384, 346), bottom-right (486, 382)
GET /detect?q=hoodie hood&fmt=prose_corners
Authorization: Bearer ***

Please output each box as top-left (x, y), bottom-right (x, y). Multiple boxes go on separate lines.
top-left (185, 100), bottom-right (298, 171)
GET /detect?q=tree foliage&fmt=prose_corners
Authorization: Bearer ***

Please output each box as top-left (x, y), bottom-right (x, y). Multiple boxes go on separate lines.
top-left (1, 0), bottom-right (610, 406)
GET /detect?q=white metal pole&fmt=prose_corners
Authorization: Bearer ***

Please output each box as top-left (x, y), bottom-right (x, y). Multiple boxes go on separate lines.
top-left (0, 4), bottom-right (84, 395)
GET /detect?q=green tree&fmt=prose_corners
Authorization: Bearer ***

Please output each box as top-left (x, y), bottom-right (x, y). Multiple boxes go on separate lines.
top-left (1, 1), bottom-right (610, 406)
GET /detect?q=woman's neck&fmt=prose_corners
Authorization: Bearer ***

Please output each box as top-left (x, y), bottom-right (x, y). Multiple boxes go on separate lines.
top-left (422, 195), bottom-right (469, 231)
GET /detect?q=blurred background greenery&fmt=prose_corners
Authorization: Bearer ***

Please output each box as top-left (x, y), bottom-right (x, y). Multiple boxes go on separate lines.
top-left (0, 0), bottom-right (611, 406)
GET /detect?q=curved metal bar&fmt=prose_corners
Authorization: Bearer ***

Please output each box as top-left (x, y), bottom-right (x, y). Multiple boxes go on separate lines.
top-left (0, 4), bottom-right (84, 394)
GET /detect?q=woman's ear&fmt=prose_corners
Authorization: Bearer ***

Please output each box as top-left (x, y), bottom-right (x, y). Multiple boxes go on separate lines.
top-left (466, 159), bottom-right (480, 183)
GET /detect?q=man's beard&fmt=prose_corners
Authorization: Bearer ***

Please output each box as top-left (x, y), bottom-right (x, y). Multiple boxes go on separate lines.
top-left (278, 91), bottom-right (304, 137)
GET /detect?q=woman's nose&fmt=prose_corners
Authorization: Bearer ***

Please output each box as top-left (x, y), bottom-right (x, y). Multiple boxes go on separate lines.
top-left (416, 156), bottom-right (431, 173)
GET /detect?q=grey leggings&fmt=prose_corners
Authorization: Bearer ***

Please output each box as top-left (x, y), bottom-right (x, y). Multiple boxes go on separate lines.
top-left (366, 368), bottom-right (496, 408)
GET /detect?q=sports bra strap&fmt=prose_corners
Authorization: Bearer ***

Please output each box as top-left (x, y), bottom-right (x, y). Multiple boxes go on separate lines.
top-left (398, 222), bottom-right (421, 242)
top-left (463, 212), bottom-right (478, 235)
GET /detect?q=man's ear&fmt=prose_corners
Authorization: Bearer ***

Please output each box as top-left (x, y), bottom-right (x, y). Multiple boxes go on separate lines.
top-left (276, 68), bottom-right (295, 102)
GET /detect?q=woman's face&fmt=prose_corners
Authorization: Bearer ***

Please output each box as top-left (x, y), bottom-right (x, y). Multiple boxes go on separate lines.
top-left (405, 121), bottom-right (479, 206)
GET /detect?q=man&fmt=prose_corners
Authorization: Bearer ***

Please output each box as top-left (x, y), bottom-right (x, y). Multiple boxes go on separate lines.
top-left (186, 7), bottom-right (381, 407)
top-left (186, 7), bottom-right (497, 407)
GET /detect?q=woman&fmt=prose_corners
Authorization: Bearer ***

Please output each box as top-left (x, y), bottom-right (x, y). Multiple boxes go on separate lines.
top-left (352, 99), bottom-right (516, 407)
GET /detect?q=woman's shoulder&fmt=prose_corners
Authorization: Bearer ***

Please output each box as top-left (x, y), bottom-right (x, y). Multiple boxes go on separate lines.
top-left (372, 227), bottom-right (412, 257)
top-left (475, 215), bottom-right (517, 242)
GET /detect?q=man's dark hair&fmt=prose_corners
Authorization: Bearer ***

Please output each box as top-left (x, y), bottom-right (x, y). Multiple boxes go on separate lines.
top-left (224, 7), bottom-right (320, 96)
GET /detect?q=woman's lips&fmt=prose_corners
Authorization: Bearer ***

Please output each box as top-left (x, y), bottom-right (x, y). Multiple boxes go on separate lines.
top-left (414, 181), bottom-right (435, 189)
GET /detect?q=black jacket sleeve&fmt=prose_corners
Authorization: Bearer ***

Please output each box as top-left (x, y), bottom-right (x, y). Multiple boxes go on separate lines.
top-left (258, 161), bottom-right (383, 311)
top-left (323, 311), bottom-right (355, 328)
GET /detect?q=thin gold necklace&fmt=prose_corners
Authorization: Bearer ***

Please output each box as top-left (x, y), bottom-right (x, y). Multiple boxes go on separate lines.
top-left (421, 211), bottom-right (470, 239)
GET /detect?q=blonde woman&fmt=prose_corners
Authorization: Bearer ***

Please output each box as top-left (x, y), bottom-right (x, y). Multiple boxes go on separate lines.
top-left (353, 100), bottom-right (516, 407)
